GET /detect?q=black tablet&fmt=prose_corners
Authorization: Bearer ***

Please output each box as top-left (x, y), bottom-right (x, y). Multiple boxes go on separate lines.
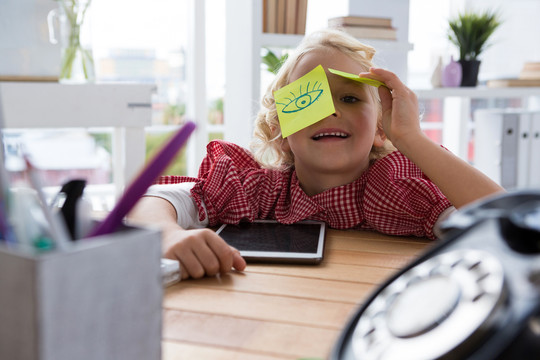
top-left (215, 220), bottom-right (326, 264)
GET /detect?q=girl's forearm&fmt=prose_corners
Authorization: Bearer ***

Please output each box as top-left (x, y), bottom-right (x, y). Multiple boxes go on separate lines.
top-left (128, 196), bottom-right (183, 231)
top-left (394, 133), bottom-right (505, 209)
top-left (128, 196), bottom-right (187, 254)
top-left (361, 67), bottom-right (504, 209)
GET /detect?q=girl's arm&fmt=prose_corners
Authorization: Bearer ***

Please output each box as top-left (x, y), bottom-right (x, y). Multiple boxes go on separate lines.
top-left (127, 196), bottom-right (246, 279)
top-left (361, 68), bottom-right (505, 209)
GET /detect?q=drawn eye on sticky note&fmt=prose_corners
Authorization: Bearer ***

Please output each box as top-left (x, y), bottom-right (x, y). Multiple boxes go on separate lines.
top-left (328, 68), bottom-right (385, 88)
top-left (274, 65), bottom-right (335, 138)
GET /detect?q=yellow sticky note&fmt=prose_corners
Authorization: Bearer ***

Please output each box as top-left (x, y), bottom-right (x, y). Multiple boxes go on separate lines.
top-left (328, 68), bottom-right (385, 88)
top-left (274, 65), bottom-right (335, 138)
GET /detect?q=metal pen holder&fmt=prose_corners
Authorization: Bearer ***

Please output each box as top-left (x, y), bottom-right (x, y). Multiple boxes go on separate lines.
top-left (0, 225), bottom-right (162, 360)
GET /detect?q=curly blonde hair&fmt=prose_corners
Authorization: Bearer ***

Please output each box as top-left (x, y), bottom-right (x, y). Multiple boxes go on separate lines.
top-left (250, 28), bottom-right (395, 169)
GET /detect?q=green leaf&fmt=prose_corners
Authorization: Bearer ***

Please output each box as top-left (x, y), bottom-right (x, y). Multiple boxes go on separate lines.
top-left (447, 10), bottom-right (501, 61)
top-left (261, 48), bottom-right (288, 74)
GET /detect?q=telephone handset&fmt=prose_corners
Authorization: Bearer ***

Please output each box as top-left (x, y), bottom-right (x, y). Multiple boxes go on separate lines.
top-left (331, 191), bottom-right (540, 360)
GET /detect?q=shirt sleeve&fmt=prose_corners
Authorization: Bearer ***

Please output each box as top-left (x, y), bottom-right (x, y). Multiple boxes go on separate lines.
top-left (362, 151), bottom-right (453, 239)
top-left (144, 182), bottom-right (209, 229)
top-left (151, 140), bottom-right (281, 227)
top-left (433, 205), bottom-right (457, 238)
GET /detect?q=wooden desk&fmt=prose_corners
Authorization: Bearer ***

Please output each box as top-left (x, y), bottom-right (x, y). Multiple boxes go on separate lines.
top-left (162, 229), bottom-right (433, 360)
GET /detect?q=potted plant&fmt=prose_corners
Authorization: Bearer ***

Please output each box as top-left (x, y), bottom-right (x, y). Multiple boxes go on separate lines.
top-left (448, 10), bottom-right (501, 86)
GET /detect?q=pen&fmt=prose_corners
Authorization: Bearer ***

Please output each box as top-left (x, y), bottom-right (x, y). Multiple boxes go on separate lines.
top-left (88, 121), bottom-right (196, 237)
top-left (24, 155), bottom-right (71, 249)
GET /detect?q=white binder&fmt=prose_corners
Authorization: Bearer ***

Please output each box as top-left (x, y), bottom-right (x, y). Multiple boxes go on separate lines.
top-left (529, 112), bottom-right (540, 188)
top-left (474, 109), bottom-right (538, 190)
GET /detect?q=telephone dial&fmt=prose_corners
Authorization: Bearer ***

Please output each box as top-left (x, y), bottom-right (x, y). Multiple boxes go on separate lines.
top-left (331, 190), bottom-right (540, 360)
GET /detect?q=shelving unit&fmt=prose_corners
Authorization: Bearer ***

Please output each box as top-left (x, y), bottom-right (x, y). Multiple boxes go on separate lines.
top-left (224, 0), bottom-right (413, 149)
top-left (415, 86), bottom-right (540, 160)
top-left (223, 0), bottom-right (540, 171)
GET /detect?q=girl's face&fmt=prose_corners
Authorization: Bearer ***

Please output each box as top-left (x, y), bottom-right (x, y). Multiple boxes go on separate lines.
top-left (282, 48), bottom-right (385, 194)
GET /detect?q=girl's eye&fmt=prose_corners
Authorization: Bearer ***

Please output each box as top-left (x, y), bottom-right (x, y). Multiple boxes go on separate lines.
top-left (341, 95), bottom-right (359, 103)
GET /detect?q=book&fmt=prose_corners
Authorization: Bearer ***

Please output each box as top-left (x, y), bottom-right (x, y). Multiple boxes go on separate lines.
top-left (519, 62), bottom-right (540, 79)
top-left (521, 62), bottom-right (540, 71)
top-left (487, 78), bottom-right (540, 88)
top-left (328, 16), bottom-right (393, 28)
top-left (296, 0), bottom-right (308, 34)
top-left (0, 75), bottom-right (58, 82)
top-left (333, 25), bottom-right (397, 40)
top-left (263, 0), bottom-right (268, 32)
top-left (277, 0), bottom-right (286, 33)
top-left (263, 0), bottom-right (307, 35)
top-left (264, 0), bottom-right (278, 33)
top-left (285, 0), bottom-right (297, 34)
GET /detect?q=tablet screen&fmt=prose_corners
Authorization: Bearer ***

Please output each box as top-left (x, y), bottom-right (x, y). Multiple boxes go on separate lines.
top-left (215, 220), bottom-right (326, 264)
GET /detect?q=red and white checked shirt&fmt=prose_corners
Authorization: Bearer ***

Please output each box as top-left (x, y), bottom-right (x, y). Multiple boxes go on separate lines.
top-left (156, 140), bottom-right (452, 239)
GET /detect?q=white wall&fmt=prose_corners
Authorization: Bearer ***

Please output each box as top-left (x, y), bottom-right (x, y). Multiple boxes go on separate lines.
top-left (408, 0), bottom-right (540, 88)
top-left (0, 0), bottom-right (59, 77)
top-left (469, 0), bottom-right (540, 81)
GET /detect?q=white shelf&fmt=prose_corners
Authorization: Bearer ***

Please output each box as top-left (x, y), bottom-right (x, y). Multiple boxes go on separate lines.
top-left (413, 86), bottom-right (540, 161)
top-left (0, 82), bottom-right (155, 128)
top-left (0, 82), bottom-right (155, 195)
top-left (415, 86), bottom-right (540, 99)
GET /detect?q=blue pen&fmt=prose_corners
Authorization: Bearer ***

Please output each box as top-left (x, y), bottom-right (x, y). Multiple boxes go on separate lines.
top-left (88, 121), bottom-right (196, 237)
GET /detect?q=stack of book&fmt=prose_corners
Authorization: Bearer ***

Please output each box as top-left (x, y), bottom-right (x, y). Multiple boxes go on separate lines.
top-left (328, 16), bottom-right (397, 41)
top-left (487, 62), bottom-right (540, 87)
top-left (520, 62), bottom-right (540, 79)
top-left (263, 0), bottom-right (308, 35)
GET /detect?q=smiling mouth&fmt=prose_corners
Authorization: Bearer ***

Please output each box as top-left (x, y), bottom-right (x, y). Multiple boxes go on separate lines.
top-left (312, 132), bottom-right (350, 140)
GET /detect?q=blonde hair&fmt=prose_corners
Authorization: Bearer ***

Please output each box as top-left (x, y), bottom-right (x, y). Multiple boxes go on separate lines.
top-left (250, 28), bottom-right (395, 169)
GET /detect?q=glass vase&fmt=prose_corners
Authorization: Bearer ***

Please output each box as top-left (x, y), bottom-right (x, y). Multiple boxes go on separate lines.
top-left (48, 0), bottom-right (95, 84)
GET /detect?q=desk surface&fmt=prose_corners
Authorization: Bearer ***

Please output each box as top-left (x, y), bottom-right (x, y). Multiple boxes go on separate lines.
top-left (162, 229), bottom-right (433, 360)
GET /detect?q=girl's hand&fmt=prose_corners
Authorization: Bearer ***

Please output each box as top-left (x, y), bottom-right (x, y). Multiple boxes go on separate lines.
top-left (360, 68), bottom-right (505, 208)
top-left (163, 227), bottom-right (246, 280)
top-left (359, 68), bottom-right (424, 149)
top-left (128, 196), bottom-right (246, 280)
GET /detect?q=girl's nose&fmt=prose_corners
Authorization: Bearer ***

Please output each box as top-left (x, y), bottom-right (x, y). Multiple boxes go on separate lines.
top-left (331, 108), bottom-right (341, 118)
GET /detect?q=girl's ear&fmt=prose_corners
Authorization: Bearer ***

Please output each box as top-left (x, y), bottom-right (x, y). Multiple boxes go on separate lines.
top-left (281, 137), bottom-right (291, 152)
top-left (372, 125), bottom-right (386, 147)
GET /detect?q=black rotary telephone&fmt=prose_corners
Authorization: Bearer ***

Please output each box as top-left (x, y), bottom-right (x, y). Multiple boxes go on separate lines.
top-left (331, 190), bottom-right (540, 360)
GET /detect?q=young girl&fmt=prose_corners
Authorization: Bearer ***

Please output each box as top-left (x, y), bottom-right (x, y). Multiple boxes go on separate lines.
top-left (128, 29), bottom-right (504, 280)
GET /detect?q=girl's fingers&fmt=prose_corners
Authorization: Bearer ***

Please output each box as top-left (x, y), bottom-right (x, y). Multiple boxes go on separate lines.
top-left (193, 238), bottom-right (223, 277)
top-left (231, 247), bottom-right (247, 271)
top-left (205, 232), bottom-right (236, 274)
top-left (366, 68), bottom-right (399, 87)
top-left (359, 67), bottom-right (407, 94)
top-left (177, 249), bottom-right (206, 279)
top-left (195, 231), bottom-right (246, 276)
top-left (377, 84), bottom-right (393, 114)
top-left (165, 228), bottom-right (245, 279)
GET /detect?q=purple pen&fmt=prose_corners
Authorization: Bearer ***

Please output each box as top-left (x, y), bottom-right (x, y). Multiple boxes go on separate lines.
top-left (88, 121), bottom-right (196, 238)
